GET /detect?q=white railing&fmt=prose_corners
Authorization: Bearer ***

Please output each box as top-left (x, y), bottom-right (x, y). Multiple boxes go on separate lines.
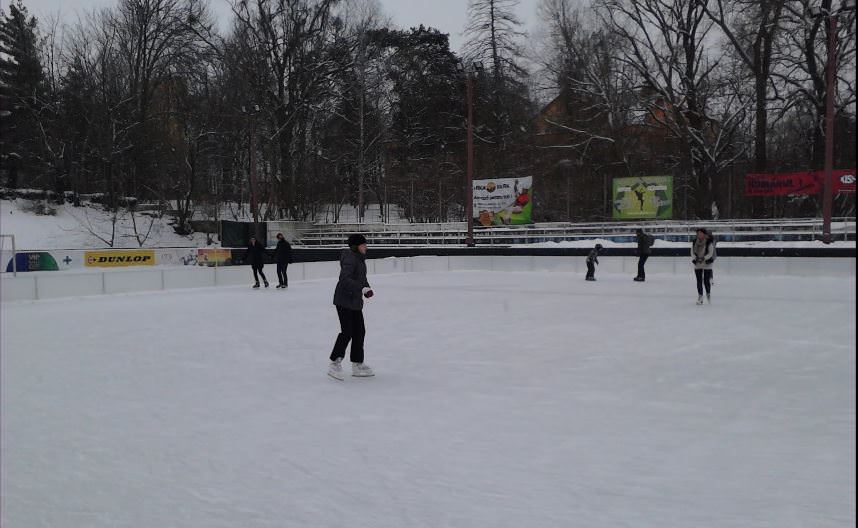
top-left (296, 217), bottom-right (856, 246)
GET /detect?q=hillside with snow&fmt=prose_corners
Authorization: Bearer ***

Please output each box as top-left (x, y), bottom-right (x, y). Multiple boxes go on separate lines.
top-left (0, 199), bottom-right (210, 250)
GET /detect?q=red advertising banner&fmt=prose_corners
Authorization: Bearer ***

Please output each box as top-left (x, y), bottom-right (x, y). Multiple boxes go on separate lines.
top-left (745, 169), bottom-right (856, 196)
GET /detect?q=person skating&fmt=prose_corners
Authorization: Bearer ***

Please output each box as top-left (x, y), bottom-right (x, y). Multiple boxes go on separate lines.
top-left (634, 228), bottom-right (654, 281)
top-left (328, 234), bottom-right (375, 380)
top-left (247, 235), bottom-right (268, 288)
top-left (585, 243), bottom-right (603, 281)
top-left (274, 233), bottom-right (292, 288)
top-left (692, 228), bottom-right (716, 304)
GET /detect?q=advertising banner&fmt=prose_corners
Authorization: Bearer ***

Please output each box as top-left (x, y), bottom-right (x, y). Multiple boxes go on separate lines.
top-left (745, 169), bottom-right (856, 196)
top-left (85, 249), bottom-right (155, 267)
top-left (197, 248), bottom-right (232, 266)
top-left (612, 176), bottom-right (673, 220)
top-left (5, 252), bottom-right (60, 272)
top-left (473, 177), bottom-right (533, 226)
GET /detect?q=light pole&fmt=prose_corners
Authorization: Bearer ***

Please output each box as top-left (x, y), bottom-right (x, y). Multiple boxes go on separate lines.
top-left (810, 0), bottom-right (856, 243)
top-left (458, 61), bottom-right (483, 247)
top-left (242, 104), bottom-right (261, 239)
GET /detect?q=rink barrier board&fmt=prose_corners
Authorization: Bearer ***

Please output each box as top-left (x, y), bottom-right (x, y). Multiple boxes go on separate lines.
top-left (1, 255), bottom-right (854, 302)
top-left (2, 245), bottom-right (855, 275)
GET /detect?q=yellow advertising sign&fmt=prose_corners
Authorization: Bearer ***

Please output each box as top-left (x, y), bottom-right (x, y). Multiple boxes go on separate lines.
top-left (197, 248), bottom-right (232, 266)
top-left (85, 250), bottom-right (156, 267)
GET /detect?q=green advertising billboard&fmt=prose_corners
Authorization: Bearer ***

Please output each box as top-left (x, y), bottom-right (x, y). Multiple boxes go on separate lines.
top-left (612, 176), bottom-right (673, 220)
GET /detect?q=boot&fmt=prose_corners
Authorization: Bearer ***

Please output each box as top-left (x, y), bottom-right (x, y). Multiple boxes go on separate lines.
top-left (327, 358), bottom-right (344, 380)
top-left (253, 282), bottom-right (260, 289)
top-left (352, 363), bottom-right (375, 377)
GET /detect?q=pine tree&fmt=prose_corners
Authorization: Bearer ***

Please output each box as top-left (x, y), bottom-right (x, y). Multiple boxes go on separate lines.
top-left (0, 0), bottom-right (45, 189)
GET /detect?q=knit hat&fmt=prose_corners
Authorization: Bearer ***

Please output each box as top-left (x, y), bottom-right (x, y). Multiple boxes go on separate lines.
top-left (595, 243), bottom-right (603, 250)
top-left (347, 234), bottom-right (367, 247)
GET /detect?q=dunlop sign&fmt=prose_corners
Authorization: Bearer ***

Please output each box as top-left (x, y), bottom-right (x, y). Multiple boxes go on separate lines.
top-left (85, 250), bottom-right (156, 267)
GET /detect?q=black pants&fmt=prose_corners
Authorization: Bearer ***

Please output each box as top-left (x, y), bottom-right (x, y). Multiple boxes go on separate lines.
top-left (252, 265), bottom-right (267, 284)
top-left (331, 306), bottom-right (365, 363)
top-left (277, 263), bottom-right (288, 286)
top-left (637, 255), bottom-right (649, 279)
top-left (695, 269), bottom-right (713, 295)
top-left (586, 261), bottom-right (595, 279)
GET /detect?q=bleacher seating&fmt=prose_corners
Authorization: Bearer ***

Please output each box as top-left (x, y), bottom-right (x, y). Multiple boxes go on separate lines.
top-left (294, 218), bottom-right (856, 246)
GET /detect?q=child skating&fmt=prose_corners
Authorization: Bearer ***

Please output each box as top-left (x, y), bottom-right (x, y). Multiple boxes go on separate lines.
top-left (585, 243), bottom-right (603, 281)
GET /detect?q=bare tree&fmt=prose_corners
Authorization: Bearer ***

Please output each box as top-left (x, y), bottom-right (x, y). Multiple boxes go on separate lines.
top-left (229, 0), bottom-right (343, 220)
top-left (536, 0), bottom-right (639, 168)
top-left (699, 0), bottom-right (786, 173)
top-left (600, 0), bottom-right (747, 218)
top-left (774, 0), bottom-right (856, 169)
top-left (463, 0), bottom-right (532, 170)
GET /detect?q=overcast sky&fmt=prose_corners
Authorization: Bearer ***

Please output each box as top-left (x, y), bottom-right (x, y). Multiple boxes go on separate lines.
top-left (4, 0), bottom-right (541, 54)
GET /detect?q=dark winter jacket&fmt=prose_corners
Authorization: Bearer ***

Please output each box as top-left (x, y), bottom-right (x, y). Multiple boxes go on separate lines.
top-left (333, 248), bottom-right (370, 311)
top-left (246, 240), bottom-right (266, 267)
top-left (275, 239), bottom-right (293, 264)
top-left (587, 248), bottom-right (600, 265)
top-left (636, 231), bottom-right (654, 255)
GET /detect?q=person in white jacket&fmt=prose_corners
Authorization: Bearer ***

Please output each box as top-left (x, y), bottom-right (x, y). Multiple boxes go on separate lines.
top-left (691, 228), bottom-right (716, 304)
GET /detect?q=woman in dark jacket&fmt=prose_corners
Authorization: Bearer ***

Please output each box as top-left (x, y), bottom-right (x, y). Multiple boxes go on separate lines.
top-left (274, 233), bottom-right (292, 288)
top-left (247, 236), bottom-right (268, 288)
top-left (328, 234), bottom-right (374, 380)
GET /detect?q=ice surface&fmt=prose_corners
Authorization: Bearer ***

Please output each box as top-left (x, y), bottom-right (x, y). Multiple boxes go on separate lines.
top-left (2, 271), bottom-right (855, 527)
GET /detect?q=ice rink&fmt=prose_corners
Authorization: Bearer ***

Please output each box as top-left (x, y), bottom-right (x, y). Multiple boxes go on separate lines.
top-left (2, 269), bottom-right (856, 527)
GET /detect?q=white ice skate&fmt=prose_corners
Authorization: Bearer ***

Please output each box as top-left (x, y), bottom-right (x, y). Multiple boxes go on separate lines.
top-left (696, 295), bottom-right (704, 305)
top-left (352, 363), bottom-right (375, 377)
top-left (327, 359), bottom-right (344, 380)
top-left (706, 293), bottom-right (711, 304)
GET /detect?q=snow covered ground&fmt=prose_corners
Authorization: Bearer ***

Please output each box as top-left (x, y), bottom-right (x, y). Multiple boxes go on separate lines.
top-left (2, 270), bottom-right (855, 527)
top-left (0, 199), bottom-right (209, 249)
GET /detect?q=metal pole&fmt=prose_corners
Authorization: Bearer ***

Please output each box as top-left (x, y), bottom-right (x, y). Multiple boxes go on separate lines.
top-left (249, 111), bottom-right (260, 240)
top-left (566, 175), bottom-right (570, 220)
top-left (466, 74), bottom-right (475, 247)
top-left (602, 172), bottom-right (608, 220)
top-left (822, 14), bottom-right (837, 244)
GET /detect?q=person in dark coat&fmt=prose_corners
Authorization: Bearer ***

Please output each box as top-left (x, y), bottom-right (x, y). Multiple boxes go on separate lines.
top-left (633, 228), bottom-right (654, 281)
top-left (328, 234), bottom-right (375, 380)
top-left (274, 233), bottom-right (292, 289)
top-left (585, 243), bottom-right (603, 281)
top-left (247, 235), bottom-right (268, 288)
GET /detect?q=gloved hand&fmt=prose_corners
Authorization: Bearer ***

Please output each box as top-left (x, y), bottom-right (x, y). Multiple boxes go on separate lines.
top-left (362, 287), bottom-right (374, 298)
top-left (705, 258), bottom-right (713, 264)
